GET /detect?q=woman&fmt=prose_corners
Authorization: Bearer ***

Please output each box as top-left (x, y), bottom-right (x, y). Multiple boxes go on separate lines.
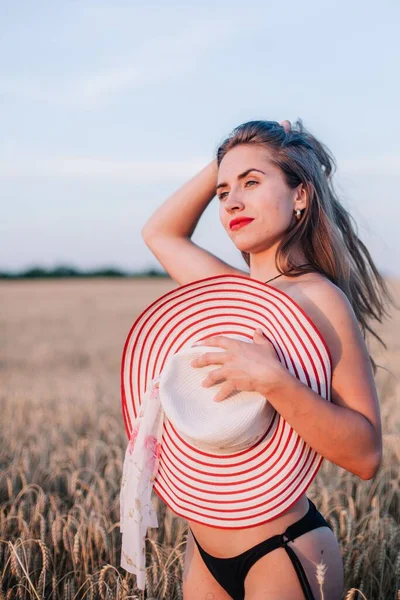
top-left (141, 119), bottom-right (392, 599)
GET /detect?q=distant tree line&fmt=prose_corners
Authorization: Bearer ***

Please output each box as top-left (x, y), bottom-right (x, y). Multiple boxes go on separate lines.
top-left (0, 265), bottom-right (170, 279)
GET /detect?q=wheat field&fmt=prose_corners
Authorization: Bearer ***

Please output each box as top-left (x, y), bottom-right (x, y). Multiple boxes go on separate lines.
top-left (0, 277), bottom-right (399, 600)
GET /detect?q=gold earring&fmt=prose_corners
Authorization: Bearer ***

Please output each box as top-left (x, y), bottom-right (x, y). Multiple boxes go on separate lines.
top-left (295, 208), bottom-right (302, 220)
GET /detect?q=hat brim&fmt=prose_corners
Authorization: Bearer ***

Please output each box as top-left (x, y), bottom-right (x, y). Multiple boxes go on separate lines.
top-left (121, 273), bottom-right (332, 528)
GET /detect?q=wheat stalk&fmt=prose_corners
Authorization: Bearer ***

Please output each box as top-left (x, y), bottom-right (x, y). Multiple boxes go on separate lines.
top-left (8, 541), bottom-right (41, 600)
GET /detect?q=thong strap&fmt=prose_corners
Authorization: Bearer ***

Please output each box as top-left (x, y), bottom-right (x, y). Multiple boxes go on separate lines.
top-left (190, 498), bottom-right (332, 600)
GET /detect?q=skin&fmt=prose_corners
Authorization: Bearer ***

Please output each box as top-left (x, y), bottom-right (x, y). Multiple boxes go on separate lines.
top-left (182, 128), bottom-right (382, 599)
top-left (217, 141), bottom-right (307, 284)
top-left (189, 137), bottom-right (307, 402)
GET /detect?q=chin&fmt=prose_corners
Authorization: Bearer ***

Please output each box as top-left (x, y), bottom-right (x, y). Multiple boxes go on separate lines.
top-left (229, 234), bottom-right (255, 248)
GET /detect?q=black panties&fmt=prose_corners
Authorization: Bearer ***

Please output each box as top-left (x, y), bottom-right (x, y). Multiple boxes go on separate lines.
top-left (189, 498), bottom-right (332, 600)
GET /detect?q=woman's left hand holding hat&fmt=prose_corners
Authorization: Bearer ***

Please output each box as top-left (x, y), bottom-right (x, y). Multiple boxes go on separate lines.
top-left (190, 328), bottom-right (288, 402)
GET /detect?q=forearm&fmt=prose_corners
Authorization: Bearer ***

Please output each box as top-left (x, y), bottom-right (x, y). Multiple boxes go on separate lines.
top-left (262, 368), bottom-right (381, 480)
top-left (142, 159), bottom-right (218, 239)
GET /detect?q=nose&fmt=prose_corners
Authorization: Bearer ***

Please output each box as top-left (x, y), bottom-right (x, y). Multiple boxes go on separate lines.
top-left (224, 191), bottom-right (245, 213)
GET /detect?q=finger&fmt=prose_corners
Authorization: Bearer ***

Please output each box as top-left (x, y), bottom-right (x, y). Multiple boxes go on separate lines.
top-left (191, 351), bottom-right (228, 368)
top-left (193, 335), bottom-right (234, 350)
top-left (280, 120), bottom-right (291, 133)
top-left (253, 328), bottom-right (272, 344)
top-left (214, 381), bottom-right (237, 402)
top-left (253, 327), bottom-right (264, 337)
top-left (202, 367), bottom-right (226, 387)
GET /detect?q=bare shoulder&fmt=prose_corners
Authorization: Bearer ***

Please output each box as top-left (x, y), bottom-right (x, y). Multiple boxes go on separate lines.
top-left (280, 274), bottom-right (381, 437)
top-left (279, 272), bottom-right (363, 373)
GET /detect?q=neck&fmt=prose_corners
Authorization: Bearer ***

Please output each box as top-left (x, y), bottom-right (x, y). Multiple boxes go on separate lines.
top-left (249, 244), bottom-right (308, 283)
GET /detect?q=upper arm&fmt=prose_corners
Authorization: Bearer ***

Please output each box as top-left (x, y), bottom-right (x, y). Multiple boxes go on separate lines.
top-left (294, 280), bottom-right (383, 455)
top-left (142, 233), bottom-right (249, 286)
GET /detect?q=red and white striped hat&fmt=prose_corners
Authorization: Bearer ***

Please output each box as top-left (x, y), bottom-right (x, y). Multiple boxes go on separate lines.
top-left (121, 273), bottom-right (332, 530)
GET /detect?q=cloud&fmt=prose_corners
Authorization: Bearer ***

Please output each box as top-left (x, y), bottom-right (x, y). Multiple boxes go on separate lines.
top-left (338, 155), bottom-right (400, 176)
top-left (0, 155), bottom-right (210, 180)
top-left (1, 18), bottom-right (238, 109)
top-left (0, 154), bottom-right (399, 180)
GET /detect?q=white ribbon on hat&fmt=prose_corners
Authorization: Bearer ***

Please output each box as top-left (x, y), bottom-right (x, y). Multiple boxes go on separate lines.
top-left (119, 374), bottom-right (164, 590)
top-left (119, 337), bottom-right (273, 590)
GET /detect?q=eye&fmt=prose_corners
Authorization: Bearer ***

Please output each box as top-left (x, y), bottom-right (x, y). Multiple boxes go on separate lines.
top-left (218, 180), bottom-right (258, 200)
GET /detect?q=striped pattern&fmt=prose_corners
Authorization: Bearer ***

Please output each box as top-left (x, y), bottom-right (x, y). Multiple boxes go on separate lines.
top-left (121, 274), bottom-right (332, 528)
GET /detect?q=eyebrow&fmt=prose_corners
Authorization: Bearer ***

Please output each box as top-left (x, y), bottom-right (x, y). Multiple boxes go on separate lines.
top-left (216, 168), bottom-right (266, 192)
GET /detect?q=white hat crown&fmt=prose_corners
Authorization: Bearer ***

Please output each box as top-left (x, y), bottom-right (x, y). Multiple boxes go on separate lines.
top-left (158, 335), bottom-right (276, 454)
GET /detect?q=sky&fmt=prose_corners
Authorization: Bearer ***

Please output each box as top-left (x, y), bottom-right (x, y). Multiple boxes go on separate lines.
top-left (1, 0), bottom-right (399, 276)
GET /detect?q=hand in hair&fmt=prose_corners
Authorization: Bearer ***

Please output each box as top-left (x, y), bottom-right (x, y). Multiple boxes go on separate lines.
top-left (280, 120), bottom-right (291, 133)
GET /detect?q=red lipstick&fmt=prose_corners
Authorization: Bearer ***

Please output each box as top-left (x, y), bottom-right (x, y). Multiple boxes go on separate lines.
top-left (229, 217), bottom-right (254, 230)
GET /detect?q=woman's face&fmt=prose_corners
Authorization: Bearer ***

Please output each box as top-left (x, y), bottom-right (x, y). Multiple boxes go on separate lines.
top-left (217, 144), bottom-right (305, 254)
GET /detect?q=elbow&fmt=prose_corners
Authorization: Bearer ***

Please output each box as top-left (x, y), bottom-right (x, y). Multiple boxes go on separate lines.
top-left (141, 226), bottom-right (154, 242)
top-left (142, 227), bottom-right (161, 248)
top-left (359, 449), bottom-right (382, 480)
top-left (358, 422), bottom-right (383, 481)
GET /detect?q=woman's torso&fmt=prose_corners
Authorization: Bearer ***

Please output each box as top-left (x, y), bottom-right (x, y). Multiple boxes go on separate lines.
top-left (187, 493), bottom-right (310, 558)
top-left (186, 271), bottom-right (333, 558)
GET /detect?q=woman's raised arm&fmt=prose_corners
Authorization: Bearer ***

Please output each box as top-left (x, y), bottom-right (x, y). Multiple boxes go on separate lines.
top-left (141, 159), bottom-right (248, 286)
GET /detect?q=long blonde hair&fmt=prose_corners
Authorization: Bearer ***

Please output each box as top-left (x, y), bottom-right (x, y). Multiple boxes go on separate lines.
top-left (216, 119), bottom-right (397, 374)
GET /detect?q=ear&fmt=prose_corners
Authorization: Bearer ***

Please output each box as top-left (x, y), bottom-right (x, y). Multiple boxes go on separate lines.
top-left (293, 183), bottom-right (307, 211)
